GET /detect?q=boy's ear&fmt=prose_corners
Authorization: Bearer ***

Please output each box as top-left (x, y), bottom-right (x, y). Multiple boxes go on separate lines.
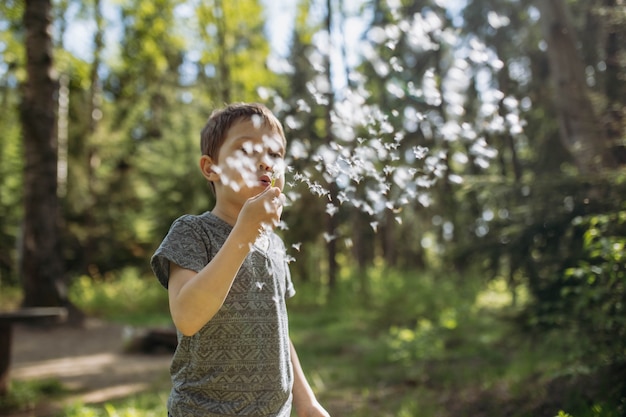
top-left (200, 155), bottom-right (219, 182)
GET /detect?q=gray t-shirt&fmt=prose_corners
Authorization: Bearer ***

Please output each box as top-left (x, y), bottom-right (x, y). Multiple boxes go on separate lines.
top-left (151, 211), bottom-right (296, 417)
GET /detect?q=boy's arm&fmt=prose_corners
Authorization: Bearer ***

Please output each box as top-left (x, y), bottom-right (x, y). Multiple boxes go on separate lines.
top-left (168, 187), bottom-right (282, 336)
top-left (290, 340), bottom-right (331, 417)
top-left (167, 227), bottom-right (252, 336)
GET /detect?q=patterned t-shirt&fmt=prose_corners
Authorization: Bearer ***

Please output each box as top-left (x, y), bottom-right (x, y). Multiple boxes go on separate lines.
top-left (151, 211), bottom-right (296, 417)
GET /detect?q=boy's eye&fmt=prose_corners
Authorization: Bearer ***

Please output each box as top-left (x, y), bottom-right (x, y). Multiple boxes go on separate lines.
top-left (240, 147), bottom-right (258, 156)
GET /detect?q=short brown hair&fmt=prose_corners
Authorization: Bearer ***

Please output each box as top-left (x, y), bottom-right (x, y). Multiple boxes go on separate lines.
top-left (200, 102), bottom-right (285, 159)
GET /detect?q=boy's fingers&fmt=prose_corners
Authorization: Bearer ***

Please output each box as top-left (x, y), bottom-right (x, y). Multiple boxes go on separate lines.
top-left (269, 186), bottom-right (282, 197)
top-left (263, 187), bottom-right (282, 204)
top-left (260, 185), bottom-right (281, 197)
top-left (273, 193), bottom-right (286, 207)
top-left (250, 186), bottom-right (276, 203)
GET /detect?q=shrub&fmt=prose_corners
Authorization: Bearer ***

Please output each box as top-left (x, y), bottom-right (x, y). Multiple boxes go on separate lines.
top-left (68, 267), bottom-right (170, 325)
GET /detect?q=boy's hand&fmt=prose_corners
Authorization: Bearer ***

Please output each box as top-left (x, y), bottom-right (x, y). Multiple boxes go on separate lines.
top-left (237, 186), bottom-right (284, 240)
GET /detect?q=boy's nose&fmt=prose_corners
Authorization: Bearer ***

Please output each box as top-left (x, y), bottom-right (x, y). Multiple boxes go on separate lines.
top-left (259, 156), bottom-right (273, 171)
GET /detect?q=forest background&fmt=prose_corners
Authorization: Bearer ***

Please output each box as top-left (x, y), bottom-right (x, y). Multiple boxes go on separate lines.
top-left (0, 0), bottom-right (625, 416)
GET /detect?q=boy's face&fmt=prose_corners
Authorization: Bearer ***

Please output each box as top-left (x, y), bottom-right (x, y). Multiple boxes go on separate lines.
top-left (207, 118), bottom-right (286, 200)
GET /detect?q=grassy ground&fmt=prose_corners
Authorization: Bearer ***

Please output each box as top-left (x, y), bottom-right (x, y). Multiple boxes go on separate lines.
top-left (2, 267), bottom-right (624, 417)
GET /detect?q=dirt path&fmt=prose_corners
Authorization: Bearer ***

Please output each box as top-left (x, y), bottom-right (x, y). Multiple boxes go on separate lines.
top-left (9, 319), bottom-right (172, 415)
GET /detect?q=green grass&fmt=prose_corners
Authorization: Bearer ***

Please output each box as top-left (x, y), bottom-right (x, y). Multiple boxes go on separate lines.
top-left (0, 283), bottom-right (22, 311)
top-left (2, 266), bottom-right (624, 417)
top-left (0, 379), bottom-right (66, 414)
top-left (61, 390), bottom-right (170, 417)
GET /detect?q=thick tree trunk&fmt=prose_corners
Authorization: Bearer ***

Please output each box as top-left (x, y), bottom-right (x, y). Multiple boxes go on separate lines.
top-left (19, 0), bottom-right (67, 309)
top-left (536, 0), bottom-right (616, 172)
top-left (602, 0), bottom-right (626, 163)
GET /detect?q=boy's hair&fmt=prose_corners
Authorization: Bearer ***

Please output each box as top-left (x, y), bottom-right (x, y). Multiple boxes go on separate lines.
top-left (200, 102), bottom-right (286, 194)
top-left (201, 102), bottom-right (285, 159)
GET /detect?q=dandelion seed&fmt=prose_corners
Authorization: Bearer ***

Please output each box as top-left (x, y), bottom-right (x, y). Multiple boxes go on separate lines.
top-left (474, 157), bottom-right (490, 169)
top-left (418, 193), bottom-right (432, 207)
top-left (323, 233), bottom-right (336, 243)
top-left (487, 11), bottom-right (510, 29)
top-left (413, 146), bottom-right (429, 159)
top-left (251, 114), bottom-right (263, 128)
top-left (370, 221), bottom-right (379, 232)
top-left (296, 99), bottom-right (311, 113)
top-left (449, 174), bottom-right (464, 184)
top-left (270, 165), bottom-right (283, 187)
top-left (292, 242), bottom-right (302, 251)
top-left (337, 192), bottom-right (350, 205)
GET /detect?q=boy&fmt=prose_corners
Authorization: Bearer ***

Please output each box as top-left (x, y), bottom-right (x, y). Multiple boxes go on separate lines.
top-left (151, 103), bottom-right (330, 417)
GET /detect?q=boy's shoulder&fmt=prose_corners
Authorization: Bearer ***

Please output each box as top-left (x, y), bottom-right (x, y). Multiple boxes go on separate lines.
top-left (173, 211), bottom-right (224, 225)
top-left (169, 211), bottom-right (232, 236)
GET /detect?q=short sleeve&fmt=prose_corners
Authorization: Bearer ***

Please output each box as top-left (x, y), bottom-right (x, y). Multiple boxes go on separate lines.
top-left (150, 215), bottom-right (211, 288)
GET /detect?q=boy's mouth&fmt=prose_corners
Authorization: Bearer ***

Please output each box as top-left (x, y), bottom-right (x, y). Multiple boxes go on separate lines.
top-left (260, 174), bottom-right (272, 186)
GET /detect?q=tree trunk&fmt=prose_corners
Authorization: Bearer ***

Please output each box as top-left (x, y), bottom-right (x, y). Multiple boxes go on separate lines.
top-left (602, 0), bottom-right (626, 164)
top-left (382, 210), bottom-right (397, 267)
top-left (19, 0), bottom-right (73, 315)
top-left (82, 0), bottom-right (104, 273)
top-left (324, 0), bottom-right (338, 291)
top-left (536, 0), bottom-right (616, 172)
top-left (215, 0), bottom-right (231, 103)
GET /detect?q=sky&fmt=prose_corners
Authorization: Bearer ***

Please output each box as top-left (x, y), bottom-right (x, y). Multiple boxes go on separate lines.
top-left (261, 0), bottom-right (298, 56)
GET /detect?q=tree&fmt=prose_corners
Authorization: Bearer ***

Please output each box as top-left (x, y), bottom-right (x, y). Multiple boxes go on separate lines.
top-left (601, 0), bottom-right (626, 160)
top-left (536, 0), bottom-right (617, 172)
top-left (0, 2), bottom-right (24, 284)
top-left (19, 0), bottom-right (74, 313)
top-left (194, 0), bottom-right (276, 104)
top-left (322, 0), bottom-right (339, 289)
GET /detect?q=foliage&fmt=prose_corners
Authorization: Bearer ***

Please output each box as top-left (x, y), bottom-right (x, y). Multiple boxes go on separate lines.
top-left (1, 0), bottom-right (625, 414)
top-left (288, 265), bottom-right (624, 417)
top-left (455, 173), bottom-right (626, 372)
top-left (68, 268), bottom-right (170, 326)
top-left (3, 265), bottom-right (623, 416)
top-left (60, 392), bottom-right (169, 417)
top-left (0, 0), bottom-right (24, 286)
top-left (0, 379), bottom-right (65, 414)
top-left (559, 206), bottom-right (626, 365)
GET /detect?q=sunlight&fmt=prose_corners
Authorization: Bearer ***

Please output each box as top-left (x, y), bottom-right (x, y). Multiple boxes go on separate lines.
top-left (12, 353), bottom-right (120, 380)
top-left (474, 278), bottom-right (514, 310)
top-left (12, 351), bottom-right (169, 394)
top-left (80, 382), bottom-right (151, 404)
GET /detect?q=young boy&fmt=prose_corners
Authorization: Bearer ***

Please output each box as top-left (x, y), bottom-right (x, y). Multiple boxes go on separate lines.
top-left (151, 103), bottom-right (330, 417)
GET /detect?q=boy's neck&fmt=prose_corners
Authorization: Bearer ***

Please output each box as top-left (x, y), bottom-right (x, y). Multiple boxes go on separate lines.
top-left (211, 203), bottom-right (240, 226)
